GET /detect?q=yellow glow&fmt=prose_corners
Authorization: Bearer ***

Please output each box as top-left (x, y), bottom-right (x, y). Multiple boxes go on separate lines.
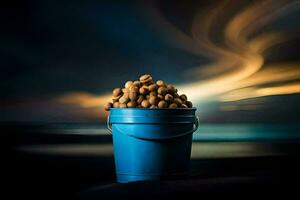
top-left (220, 104), bottom-right (262, 111)
top-left (220, 82), bottom-right (300, 102)
top-left (56, 92), bottom-right (111, 108)
top-left (55, 0), bottom-right (300, 116)
top-left (258, 83), bottom-right (300, 96)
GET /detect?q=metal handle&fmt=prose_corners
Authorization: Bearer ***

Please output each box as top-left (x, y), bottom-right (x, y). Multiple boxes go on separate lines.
top-left (107, 113), bottom-right (112, 134)
top-left (107, 114), bottom-right (199, 136)
top-left (193, 116), bottom-right (199, 133)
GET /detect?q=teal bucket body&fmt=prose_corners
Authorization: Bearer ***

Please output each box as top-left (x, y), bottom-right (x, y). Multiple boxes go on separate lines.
top-left (108, 108), bottom-right (198, 183)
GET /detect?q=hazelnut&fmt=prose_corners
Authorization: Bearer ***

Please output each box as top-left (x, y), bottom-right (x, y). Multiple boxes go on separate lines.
top-left (119, 94), bottom-right (129, 104)
top-left (136, 95), bottom-right (144, 104)
top-left (174, 98), bottom-right (183, 106)
top-left (181, 104), bottom-right (188, 108)
top-left (149, 96), bottom-right (159, 105)
top-left (125, 81), bottom-right (133, 89)
top-left (186, 101), bottom-right (193, 108)
top-left (104, 102), bottom-right (113, 111)
top-left (169, 103), bottom-right (178, 109)
top-left (148, 84), bottom-right (158, 92)
top-left (112, 88), bottom-right (122, 97)
top-left (113, 102), bottom-right (120, 108)
top-left (157, 94), bottom-right (164, 100)
top-left (150, 91), bottom-right (158, 96)
top-left (129, 85), bottom-right (139, 93)
top-left (141, 79), bottom-right (152, 85)
top-left (129, 92), bottom-right (138, 101)
top-left (146, 80), bottom-right (154, 85)
top-left (133, 81), bottom-right (141, 87)
top-left (127, 101), bottom-right (137, 108)
top-left (164, 94), bottom-right (173, 102)
top-left (167, 85), bottom-right (176, 94)
top-left (139, 86), bottom-right (149, 95)
top-left (105, 74), bottom-right (193, 110)
top-left (122, 88), bottom-right (129, 93)
top-left (141, 99), bottom-right (150, 108)
top-left (158, 87), bottom-right (168, 96)
top-left (119, 103), bottom-right (127, 108)
top-left (156, 80), bottom-right (165, 87)
top-left (112, 94), bottom-right (122, 102)
top-left (139, 74), bottom-right (153, 84)
top-left (150, 105), bottom-right (158, 109)
top-left (180, 94), bottom-right (187, 101)
top-left (139, 74), bottom-right (151, 81)
top-left (158, 100), bottom-right (168, 108)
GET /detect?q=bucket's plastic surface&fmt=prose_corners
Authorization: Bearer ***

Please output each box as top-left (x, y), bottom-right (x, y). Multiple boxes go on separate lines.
top-left (107, 108), bottom-right (198, 183)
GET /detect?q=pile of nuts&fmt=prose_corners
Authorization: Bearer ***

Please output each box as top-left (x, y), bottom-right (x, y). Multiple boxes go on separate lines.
top-left (104, 74), bottom-right (193, 111)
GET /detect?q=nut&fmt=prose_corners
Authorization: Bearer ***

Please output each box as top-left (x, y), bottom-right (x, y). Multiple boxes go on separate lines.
top-left (167, 85), bottom-right (176, 94)
top-left (186, 101), bottom-right (193, 108)
top-left (127, 101), bottom-right (137, 108)
top-left (113, 102), bottom-right (120, 108)
top-left (139, 86), bottom-right (149, 95)
top-left (129, 92), bottom-right (138, 101)
top-left (119, 103), bottom-right (127, 108)
top-left (180, 94), bottom-right (187, 101)
top-left (112, 88), bottom-right (122, 97)
top-left (104, 74), bottom-right (193, 110)
top-left (164, 94), bottom-right (173, 102)
top-left (125, 81), bottom-right (133, 89)
top-left (119, 94), bottom-right (129, 104)
top-left (148, 84), bottom-right (158, 92)
top-left (181, 104), bottom-right (188, 108)
top-left (150, 91), bottom-right (157, 96)
top-left (139, 74), bottom-right (153, 84)
top-left (169, 103), bottom-right (178, 109)
top-left (129, 85), bottom-right (139, 93)
top-left (156, 80), bottom-right (165, 87)
top-left (157, 87), bottom-right (168, 96)
top-left (158, 100), bottom-right (168, 108)
top-left (104, 102), bottom-right (113, 111)
top-left (149, 96), bottom-right (159, 105)
top-left (139, 74), bottom-right (151, 81)
top-left (174, 98), bottom-right (183, 106)
top-left (150, 105), bottom-right (158, 109)
top-left (133, 81), bottom-right (141, 87)
top-left (112, 94), bottom-right (122, 102)
top-left (157, 94), bottom-right (164, 100)
top-left (129, 86), bottom-right (139, 100)
top-left (136, 95), bottom-right (144, 104)
top-left (146, 80), bottom-right (154, 85)
top-left (122, 88), bottom-right (129, 93)
top-left (141, 99), bottom-right (150, 108)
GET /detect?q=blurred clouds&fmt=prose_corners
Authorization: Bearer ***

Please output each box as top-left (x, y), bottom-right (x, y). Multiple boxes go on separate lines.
top-left (1, 0), bottom-right (300, 122)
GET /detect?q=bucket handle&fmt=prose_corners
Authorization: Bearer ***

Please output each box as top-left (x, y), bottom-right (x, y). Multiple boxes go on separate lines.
top-left (107, 113), bottom-right (199, 137)
top-left (107, 114), bottom-right (112, 135)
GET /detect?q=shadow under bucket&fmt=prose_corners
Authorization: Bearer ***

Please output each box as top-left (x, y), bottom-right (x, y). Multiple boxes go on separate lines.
top-left (107, 108), bottom-right (198, 183)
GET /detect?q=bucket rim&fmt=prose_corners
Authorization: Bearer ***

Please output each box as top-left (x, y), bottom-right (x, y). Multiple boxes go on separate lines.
top-left (110, 107), bottom-right (197, 110)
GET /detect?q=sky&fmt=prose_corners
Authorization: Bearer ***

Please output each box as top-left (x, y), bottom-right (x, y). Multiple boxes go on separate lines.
top-left (1, 0), bottom-right (300, 123)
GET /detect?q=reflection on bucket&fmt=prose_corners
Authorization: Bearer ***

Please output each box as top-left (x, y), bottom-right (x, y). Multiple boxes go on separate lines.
top-left (107, 108), bottom-right (198, 183)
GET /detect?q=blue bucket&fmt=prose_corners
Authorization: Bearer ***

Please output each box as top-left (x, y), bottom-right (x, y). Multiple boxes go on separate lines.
top-left (107, 108), bottom-right (198, 183)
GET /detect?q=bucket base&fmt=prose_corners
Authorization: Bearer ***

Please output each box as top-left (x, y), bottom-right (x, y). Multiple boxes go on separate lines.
top-left (117, 173), bottom-right (188, 183)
